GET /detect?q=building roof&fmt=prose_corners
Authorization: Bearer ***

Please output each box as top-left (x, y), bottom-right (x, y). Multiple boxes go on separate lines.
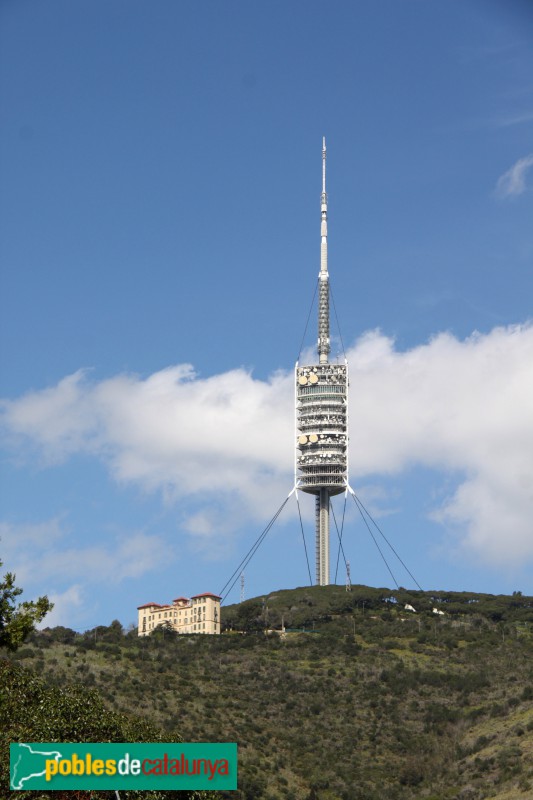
top-left (138, 592), bottom-right (221, 610)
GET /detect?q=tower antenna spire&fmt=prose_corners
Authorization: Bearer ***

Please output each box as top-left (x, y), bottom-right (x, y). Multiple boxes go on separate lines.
top-left (322, 136), bottom-right (327, 197)
top-left (318, 137), bottom-right (330, 364)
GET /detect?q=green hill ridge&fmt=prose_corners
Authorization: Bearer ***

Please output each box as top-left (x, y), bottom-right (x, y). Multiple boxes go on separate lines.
top-left (5, 583), bottom-right (533, 800)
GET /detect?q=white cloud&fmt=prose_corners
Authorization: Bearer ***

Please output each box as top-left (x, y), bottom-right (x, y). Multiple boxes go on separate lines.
top-left (0, 517), bottom-right (66, 555)
top-left (1, 363), bottom-right (294, 524)
top-left (38, 584), bottom-right (84, 629)
top-left (495, 153), bottom-right (533, 197)
top-left (0, 371), bottom-right (97, 463)
top-left (348, 325), bottom-right (533, 565)
top-left (497, 111), bottom-right (533, 128)
top-left (2, 323), bottom-right (533, 568)
top-left (0, 519), bottom-right (169, 588)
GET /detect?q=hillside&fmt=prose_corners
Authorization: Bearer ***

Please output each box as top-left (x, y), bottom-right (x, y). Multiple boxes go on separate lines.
top-left (0, 658), bottom-right (218, 800)
top-left (8, 584), bottom-right (533, 800)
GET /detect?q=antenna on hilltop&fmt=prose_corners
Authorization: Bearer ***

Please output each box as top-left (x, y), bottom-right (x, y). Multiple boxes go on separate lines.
top-left (218, 138), bottom-right (424, 606)
top-left (295, 137), bottom-right (348, 586)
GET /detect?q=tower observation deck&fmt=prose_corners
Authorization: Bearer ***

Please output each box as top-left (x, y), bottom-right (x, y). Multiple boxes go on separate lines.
top-left (295, 139), bottom-right (348, 586)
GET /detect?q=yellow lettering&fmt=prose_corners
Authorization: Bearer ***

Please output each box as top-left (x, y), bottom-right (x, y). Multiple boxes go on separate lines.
top-left (106, 759), bottom-right (117, 775)
top-left (92, 759), bottom-right (104, 776)
top-left (72, 753), bottom-right (85, 775)
top-left (45, 760), bottom-right (58, 782)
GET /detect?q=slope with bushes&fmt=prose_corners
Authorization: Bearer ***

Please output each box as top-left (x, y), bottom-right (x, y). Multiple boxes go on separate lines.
top-left (8, 585), bottom-right (533, 799)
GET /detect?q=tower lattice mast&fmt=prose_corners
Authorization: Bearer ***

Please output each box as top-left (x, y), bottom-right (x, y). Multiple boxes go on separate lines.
top-left (295, 139), bottom-right (349, 586)
top-left (318, 137), bottom-right (330, 365)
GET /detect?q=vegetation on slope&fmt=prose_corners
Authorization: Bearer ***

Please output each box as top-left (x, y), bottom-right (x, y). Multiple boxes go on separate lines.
top-left (7, 584), bottom-right (533, 800)
top-left (0, 658), bottom-right (219, 800)
top-left (0, 566), bottom-right (217, 800)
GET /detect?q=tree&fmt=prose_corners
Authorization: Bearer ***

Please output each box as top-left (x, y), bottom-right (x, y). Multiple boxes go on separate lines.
top-left (0, 660), bottom-right (218, 799)
top-left (0, 560), bottom-right (53, 651)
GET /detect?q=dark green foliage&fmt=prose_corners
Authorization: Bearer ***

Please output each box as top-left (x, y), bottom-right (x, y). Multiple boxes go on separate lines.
top-left (222, 599), bottom-right (265, 632)
top-left (0, 560), bottom-right (53, 651)
top-left (0, 659), bottom-right (217, 800)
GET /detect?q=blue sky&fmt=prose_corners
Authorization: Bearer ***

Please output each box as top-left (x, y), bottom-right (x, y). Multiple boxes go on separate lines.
top-left (1, 0), bottom-right (533, 630)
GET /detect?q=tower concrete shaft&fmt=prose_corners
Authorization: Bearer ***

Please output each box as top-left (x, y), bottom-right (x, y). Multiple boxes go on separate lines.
top-left (295, 138), bottom-right (349, 586)
top-left (316, 489), bottom-right (330, 585)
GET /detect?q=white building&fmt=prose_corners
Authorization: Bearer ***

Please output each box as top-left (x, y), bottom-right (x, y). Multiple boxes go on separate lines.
top-left (137, 592), bottom-right (221, 636)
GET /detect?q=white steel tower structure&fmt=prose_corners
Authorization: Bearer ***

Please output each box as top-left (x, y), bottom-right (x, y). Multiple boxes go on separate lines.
top-left (295, 139), bottom-right (348, 586)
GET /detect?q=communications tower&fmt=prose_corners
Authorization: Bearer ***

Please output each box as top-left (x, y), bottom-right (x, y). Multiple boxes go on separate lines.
top-left (295, 138), bottom-right (348, 585)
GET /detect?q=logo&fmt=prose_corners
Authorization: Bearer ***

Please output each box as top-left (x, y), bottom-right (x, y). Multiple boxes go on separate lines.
top-left (10, 743), bottom-right (237, 791)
